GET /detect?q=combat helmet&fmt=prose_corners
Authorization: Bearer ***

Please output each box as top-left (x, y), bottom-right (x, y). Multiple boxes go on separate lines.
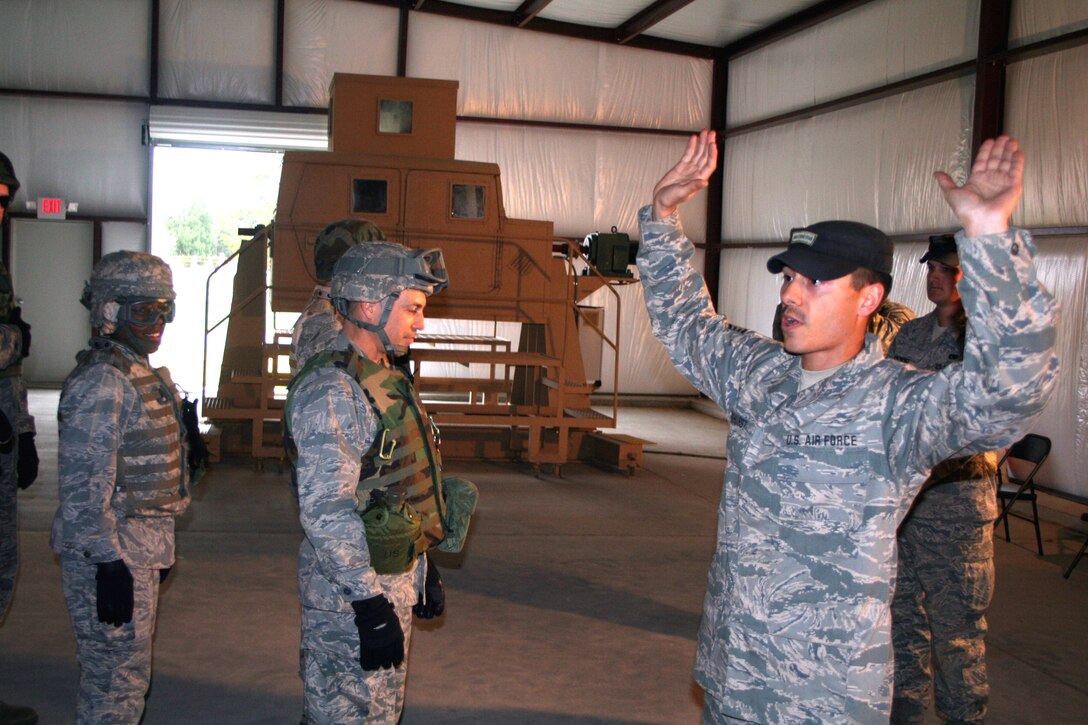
top-left (330, 241), bottom-right (448, 356)
top-left (81, 251), bottom-right (176, 332)
top-left (0, 152), bottom-right (20, 197)
top-left (313, 219), bottom-right (384, 283)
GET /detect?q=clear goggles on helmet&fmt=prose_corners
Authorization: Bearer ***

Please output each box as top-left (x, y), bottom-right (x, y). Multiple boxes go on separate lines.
top-left (120, 297), bottom-right (176, 326)
top-left (367, 247), bottom-right (449, 294)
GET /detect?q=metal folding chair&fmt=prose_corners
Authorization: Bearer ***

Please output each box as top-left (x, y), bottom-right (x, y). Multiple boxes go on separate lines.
top-left (993, 433), bottom-right (1051, 556)
top-left (1063, 513), bottom-right (1088, 579)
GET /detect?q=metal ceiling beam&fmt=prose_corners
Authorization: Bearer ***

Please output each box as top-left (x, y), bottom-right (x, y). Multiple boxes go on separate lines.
top-left (514, 0), bottom-right (554, 29)
top-left (722, 0), bottom-right (875, 59)
top-left (347, 0), bottom-right (715, 57)
top-left (616, 0), bottom-right (698, 45)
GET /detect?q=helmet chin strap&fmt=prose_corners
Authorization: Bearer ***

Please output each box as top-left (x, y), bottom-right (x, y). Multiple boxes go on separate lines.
top-left (337, 297), bottom-right (406, 359)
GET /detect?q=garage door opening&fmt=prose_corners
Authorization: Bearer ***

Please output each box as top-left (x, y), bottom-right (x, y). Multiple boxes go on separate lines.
top-left (149, 145), bottom-right (285, 400)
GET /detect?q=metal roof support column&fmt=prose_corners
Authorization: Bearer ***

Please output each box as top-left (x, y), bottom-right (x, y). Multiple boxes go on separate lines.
top-left (973, 0), bottom-right (1012, 152)
top-left (704, 51), bottom-right (727, 309)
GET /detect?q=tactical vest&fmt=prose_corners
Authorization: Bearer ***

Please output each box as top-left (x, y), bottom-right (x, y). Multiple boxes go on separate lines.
top-left (76, 338), bottom-right (188, 517)
top-left (289, 349), bottom-right (447, 551)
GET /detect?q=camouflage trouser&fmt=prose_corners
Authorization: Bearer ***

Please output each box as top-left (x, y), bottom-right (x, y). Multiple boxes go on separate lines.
top-left (702, 692), bottom-right (760, 724)
top-left (300, 568), bottom-right (418, 725)
top-left (891, 517), bottom-right (994, 724)
top-left (60, 558), bottom-right (161, 725)
top-left (0, 446), bottom-right (18, 620)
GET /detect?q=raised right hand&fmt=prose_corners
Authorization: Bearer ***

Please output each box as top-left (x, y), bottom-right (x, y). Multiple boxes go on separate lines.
top-left (652, 130), bottom-right (718, 221)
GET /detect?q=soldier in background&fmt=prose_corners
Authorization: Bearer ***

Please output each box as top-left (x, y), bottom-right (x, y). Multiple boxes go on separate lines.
top-left (0, 151), bottom-right (39, 725)
top-left (290, 219), bottom-right (385, 374)
top-left (51, 252), bottom-right (192, 724)
top-left (286, 241), bottom-right (476, 724)
top-left (888, 235), bottom-right (998, 724)
top-left (637, 131), bottom-right (1057, 724)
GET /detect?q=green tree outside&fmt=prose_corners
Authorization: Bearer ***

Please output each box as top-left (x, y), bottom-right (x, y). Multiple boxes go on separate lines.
top-left (165, 196), bottom-right (276, 260)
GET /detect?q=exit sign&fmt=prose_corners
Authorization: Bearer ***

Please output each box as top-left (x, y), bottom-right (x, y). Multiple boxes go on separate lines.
top-left (38, 197), bottom-right (66, 220)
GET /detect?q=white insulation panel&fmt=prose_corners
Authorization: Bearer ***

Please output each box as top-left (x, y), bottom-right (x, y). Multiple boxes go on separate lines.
top-left (1010, 0), bottom-right (1088, 46)
top-left (0, 0), bottom-right (150, 96)
top-left (283, 0), bottom-right (400, 107)
top-left (722, 78), bottom-right (974, 242)
top-left (728, 0), bottom-right (979, 127)
top-left (456, 123), bottom-right (707, 242)
top-left (1005, 45), bottom-right (1088, 228)
top-left (408, 13), bottom-right (711, 130)
top-left (159, 0), bottom-right (277, 103)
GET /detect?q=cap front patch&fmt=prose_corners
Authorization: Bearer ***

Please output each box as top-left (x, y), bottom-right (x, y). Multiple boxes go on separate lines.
top-left (791, 230), bottom-right (817, 246)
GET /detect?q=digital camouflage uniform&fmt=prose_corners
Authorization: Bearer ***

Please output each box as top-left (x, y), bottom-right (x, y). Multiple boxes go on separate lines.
top-left (290, 287), bottom-right (339, 374)
top-left (0, 266), bottom-right (34, 619)
top-left (288, 332), bottom-right (428, 725)
top-left (636, 207), bottom-right (1058, 725)
top-left (888, 310), bottom-right (999, 724)
top-left (51, 333), bottom-right (190, 723)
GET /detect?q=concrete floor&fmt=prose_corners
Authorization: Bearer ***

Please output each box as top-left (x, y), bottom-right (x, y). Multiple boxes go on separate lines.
top-left (2, 390), bottom-right (1087, 724)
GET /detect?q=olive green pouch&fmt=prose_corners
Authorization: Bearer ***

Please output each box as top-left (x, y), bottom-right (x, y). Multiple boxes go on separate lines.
top-left (436, 476), bottom-right (479, 553)
top-left (362, 498), bottom-right (422, 574)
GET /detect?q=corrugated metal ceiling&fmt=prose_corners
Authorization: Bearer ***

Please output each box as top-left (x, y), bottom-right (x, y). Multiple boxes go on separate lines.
top-left (412, 0), bottom-right (832, 50)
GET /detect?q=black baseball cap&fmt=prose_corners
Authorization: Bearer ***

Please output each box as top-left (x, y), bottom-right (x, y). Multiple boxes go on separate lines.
top-left (919, 234), bottom-right (958, 268)
top-left (767, 220), bottom-right (893, 282)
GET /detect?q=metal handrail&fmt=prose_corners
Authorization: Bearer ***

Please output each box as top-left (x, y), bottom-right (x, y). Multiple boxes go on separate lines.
top-left (201, 229), bottom-right (271, 403)
top-left (558, 240), bottom-right (624, 428)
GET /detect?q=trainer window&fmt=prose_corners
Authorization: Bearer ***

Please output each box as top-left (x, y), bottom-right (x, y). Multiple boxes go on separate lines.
top-left (379, 100), bottom-right (413, 134)
top-left (353, 179), bottom-right (388, 214)
top-left (451, 184), bottom-right (485, 219)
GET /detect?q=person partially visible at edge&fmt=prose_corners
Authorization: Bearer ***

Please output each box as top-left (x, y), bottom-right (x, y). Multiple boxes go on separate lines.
top-left (773, 297), bottom-right (915, 354)
top-left (51, 251), bottom-right (197, 724)
top-left (289, 219), bottom-right (385, 375)
top-left (888, 234), bottom-right (1000, 724)
top-left (636, 130), bottom-right (1058, 724)
top-left (285, 240), bottom-right (478, 724)
top-left (0, 150), bottom-right (39, 725)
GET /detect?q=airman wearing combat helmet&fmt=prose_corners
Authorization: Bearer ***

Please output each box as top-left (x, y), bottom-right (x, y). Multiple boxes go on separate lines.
top-left (51, 251), bottom-right (194, 724)
top-left (286, 238), bottom-right (474, 725)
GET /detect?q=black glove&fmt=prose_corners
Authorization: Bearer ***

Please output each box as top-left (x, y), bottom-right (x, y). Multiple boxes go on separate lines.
top-left (96, 559), bottom-right (134, 627)
top-left (351, 594), bottom-right (404, 671)
top-left (16, 432), bottom-right (38, 489)
top-left (159, 566), bottom-right (172, 584)
top-left (0, 410), bottom-right (12, 454)
top-left (412, 557), bottom-right (445, 619)
top-left (10, 306), bottom-right (30, 358)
